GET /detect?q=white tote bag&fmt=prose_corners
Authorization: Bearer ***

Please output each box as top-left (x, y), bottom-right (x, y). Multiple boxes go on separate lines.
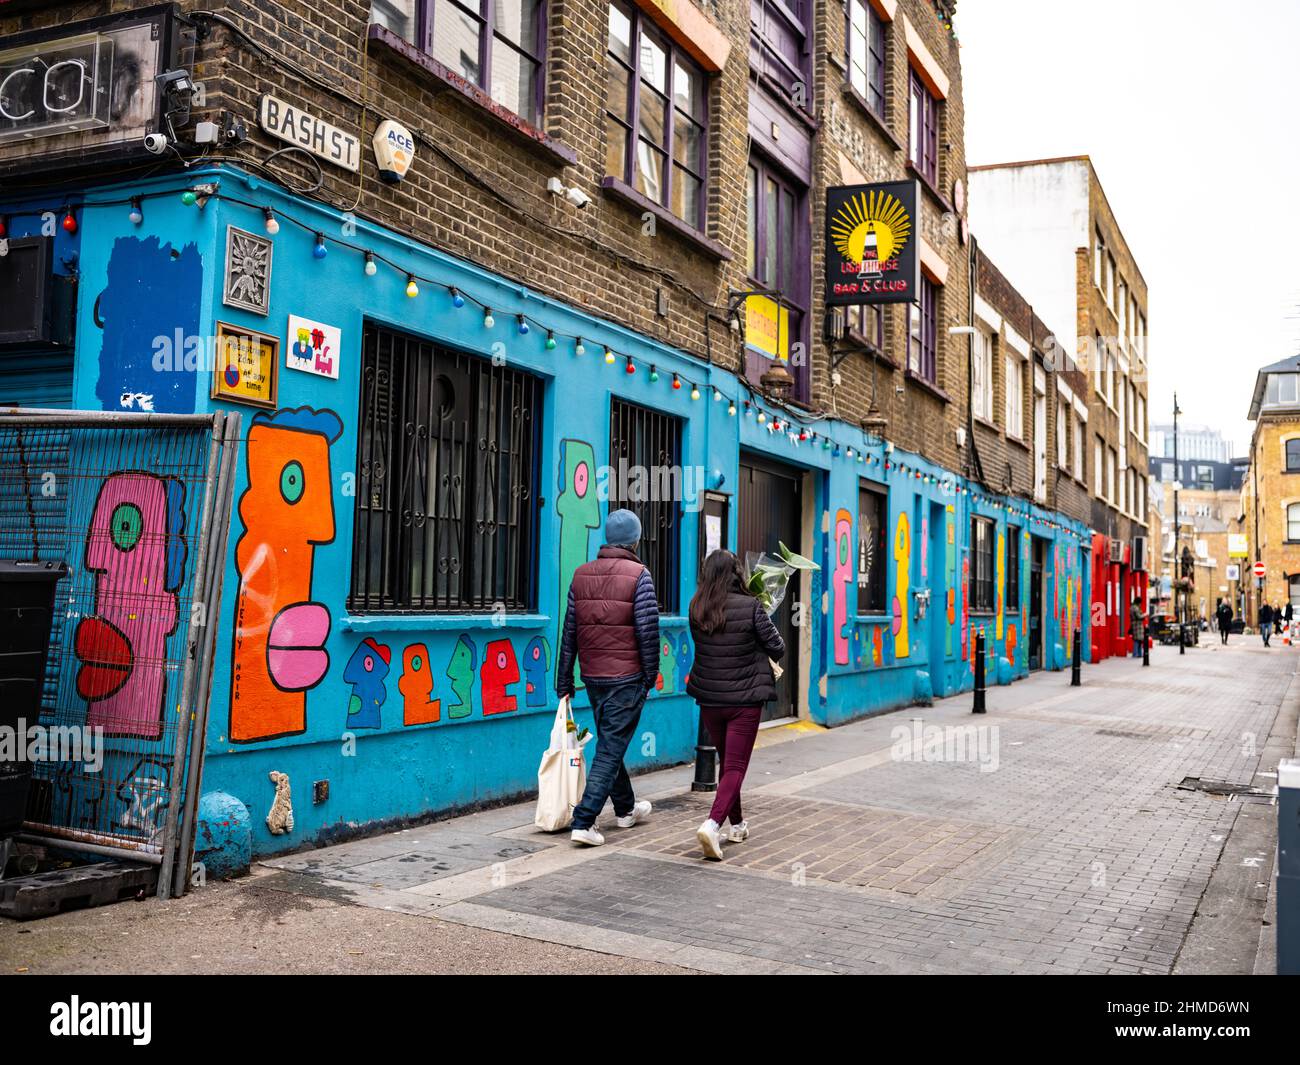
top-left (534, 696), bottom-right (588, 832)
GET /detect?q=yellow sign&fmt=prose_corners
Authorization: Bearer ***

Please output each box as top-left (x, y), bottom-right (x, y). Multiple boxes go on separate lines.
top-left (1228, 533), bottom-right (1249, 558)
top-left (745, 294), bottom-right (789, 361)
top-left (213, 322), bottom-right (279, 409)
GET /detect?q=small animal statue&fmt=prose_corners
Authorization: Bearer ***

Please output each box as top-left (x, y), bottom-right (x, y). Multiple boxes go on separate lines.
top-left (266, 770), bottom-right (295, 835)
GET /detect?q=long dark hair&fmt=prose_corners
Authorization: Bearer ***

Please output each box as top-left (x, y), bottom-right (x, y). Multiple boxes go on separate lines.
top-left (690, 549), bottom-right (745, 634)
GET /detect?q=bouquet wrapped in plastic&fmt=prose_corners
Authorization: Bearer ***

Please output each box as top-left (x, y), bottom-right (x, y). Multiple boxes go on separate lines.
top-left (744, 541), bottom-right (821, 616)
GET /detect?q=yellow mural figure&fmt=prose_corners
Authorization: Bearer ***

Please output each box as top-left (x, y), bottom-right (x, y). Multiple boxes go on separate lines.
top-left (1065, 576), bottom-right (1075, 646)
top-left (996, 530), bottom-right (1005, 640)
top-left (893, 512), bottom-right (910, 660)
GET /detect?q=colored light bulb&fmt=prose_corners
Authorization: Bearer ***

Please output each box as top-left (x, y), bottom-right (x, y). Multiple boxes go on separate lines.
top-left (128, 199), bottom-right (143, 225)
top-left (312, 233), bottom-right (327, 259)
top-left (406, 276), bottom-right (419, 298)
top-left (545, 332), bottom-right (557, 350)
top-left (518, 315), bottom-right (529, 335)
top-left (263, 207), bottom-right (279, 235)
top-left (61, 210), bottom-right (77, 233)
top-left (450, 287), bottom-right (465, 308)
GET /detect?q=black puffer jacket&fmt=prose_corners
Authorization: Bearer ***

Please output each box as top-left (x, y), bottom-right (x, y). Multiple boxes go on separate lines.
top-left (686, 585), bottom-right (786, 707)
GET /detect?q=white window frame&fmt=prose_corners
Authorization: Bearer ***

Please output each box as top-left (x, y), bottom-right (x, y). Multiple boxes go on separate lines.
top-left (973, 326), bottom-right (993, 422)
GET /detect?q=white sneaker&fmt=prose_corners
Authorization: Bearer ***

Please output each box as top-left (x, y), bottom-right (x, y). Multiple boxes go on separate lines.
top-left (570, 827), bottom-right (605, 846)
top-left (616, 800), bottom-right (652, 828)
top-left (728, 820), bottom-right (749, 843)
top-left (697, 819), bottom-right (724, 860)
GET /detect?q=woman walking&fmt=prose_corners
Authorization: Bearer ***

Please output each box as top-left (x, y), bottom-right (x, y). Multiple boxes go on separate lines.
top-left (686, 549), bottom-right (785, 860)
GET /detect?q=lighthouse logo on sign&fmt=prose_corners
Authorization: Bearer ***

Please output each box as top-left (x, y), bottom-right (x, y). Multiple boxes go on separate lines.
top-left (830, 189), bottom-right (912, 276)
top-left (824, 180), bottom-right (920, 306)
top-left (373, 119), bottom-right (415, 184)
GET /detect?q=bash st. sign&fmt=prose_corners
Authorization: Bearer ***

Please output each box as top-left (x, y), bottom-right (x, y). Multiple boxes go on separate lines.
top-left (259, 95), bottom-right (360, 172)
top-left (824, 181), bottom-right (920, 306)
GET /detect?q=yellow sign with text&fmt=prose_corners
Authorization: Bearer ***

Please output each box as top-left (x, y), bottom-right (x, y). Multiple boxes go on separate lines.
top-left (745, 294), bottom-right (789, 361)
top-left (1228, 533), bottom-right (1249, 558)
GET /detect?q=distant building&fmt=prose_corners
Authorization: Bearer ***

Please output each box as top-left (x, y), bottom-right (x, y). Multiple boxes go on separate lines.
top-left (1243, 355), bottom-right (1300, 620)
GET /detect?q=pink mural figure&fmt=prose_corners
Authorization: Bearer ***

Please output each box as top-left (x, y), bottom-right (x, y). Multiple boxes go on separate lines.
top-left (1006, 624), bottom-right (1018, 666)
top-left (995, 529), bottom-right (1005, 640)
top-left (960, 555), bottom-right (970, 663)
top-left (482, 639), bottom-right (520, 716)
top-left (834, 508), bottom-right (852, 666)
top-left (893, 511), bottom-right (911, 659)
top-left (920, 515), bottom-right (928, 579)
top-left (871, 625), bottom-right (883, 667)
top-left (75, 472), bottom-right (186, 740)
top-left (399, 643), bottom-right (441, 726)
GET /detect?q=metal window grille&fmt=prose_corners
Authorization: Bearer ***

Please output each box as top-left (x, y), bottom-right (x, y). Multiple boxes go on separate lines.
top-left (972, 516), bottom-right (995, 613)
top-left (857, 480), bottom-right (887, 614)
top-left (609, 398), bottom-right (681, 613)
top-left (350, 323), bottom-right (541, 613)
top-left (1006, 525), bottom-right (1020, 607)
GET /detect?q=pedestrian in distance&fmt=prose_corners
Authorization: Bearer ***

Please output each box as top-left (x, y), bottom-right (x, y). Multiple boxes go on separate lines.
top-left (1130, 596), bottom-right (1145, 659)
top-left (556, 508), bottom-right (659, 846)
top-left (1276, 603), bottom-right (1285, 635)
top-left (685, 548), bottom-right (785, 860)
top-left (1216, 599), bottom-right (1232, 645)
top-left (1260, 601), bottom-right (1274, 647)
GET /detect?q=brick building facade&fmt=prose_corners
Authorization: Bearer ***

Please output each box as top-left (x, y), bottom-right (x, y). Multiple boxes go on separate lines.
top-left (0, 0), bottom-right (1099, 863)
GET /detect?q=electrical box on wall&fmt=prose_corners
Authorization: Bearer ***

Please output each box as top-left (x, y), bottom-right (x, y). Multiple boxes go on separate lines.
top-left (0, 236), bottom-right (75, 349)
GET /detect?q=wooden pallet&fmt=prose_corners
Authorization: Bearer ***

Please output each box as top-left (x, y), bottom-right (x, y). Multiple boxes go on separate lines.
top-left (0, 861), bottom-right (157, 920)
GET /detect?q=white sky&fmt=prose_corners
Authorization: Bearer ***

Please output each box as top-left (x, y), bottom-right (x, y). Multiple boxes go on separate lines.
top-left (958, 0), bottom-right (1300, 457)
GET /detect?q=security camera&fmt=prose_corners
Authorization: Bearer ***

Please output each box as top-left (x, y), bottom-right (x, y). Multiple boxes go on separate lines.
top-left (143, 132), bottom-right (170, 155)
top-left (564, 186), bottom-right (591, 209)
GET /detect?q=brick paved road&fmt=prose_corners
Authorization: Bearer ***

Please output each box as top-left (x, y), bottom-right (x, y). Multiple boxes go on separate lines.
top-left (9, 640), bottom-right (1289, 974)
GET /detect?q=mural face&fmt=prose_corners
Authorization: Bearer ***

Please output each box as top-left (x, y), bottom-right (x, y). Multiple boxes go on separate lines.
top-left (893, 511), bottom-right (911, 659)
top-left (76, 472), bottom-right (186, 739)
top-left (673, 631), bottom-right (691, 687)
top-left (229, 407), bottom-right (342, 743)
top-left (523, 636), bottom-right (550, 707)
top-left (399, 643), bottom-right (441, 725)
top-left (95, 236), bottom-right (203, 413)
top-left (657, 635), bottom-right (677, 693)
top-left (482, 639), bottom-right (521, 716)
top-left (344, 638), bottom-right (390, 730)
top-left (945, 507), bottom-right (956, 657)
top-left (556, 439), bottom-right (600, 629)
top-left (446, 634), bottom-right (477, 719)
top-left (833, 508), bottom-right (852, 666)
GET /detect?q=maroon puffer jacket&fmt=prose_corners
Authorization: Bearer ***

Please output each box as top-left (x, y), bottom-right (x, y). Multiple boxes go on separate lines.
top-left (569, 546), bottom-right (651, 680)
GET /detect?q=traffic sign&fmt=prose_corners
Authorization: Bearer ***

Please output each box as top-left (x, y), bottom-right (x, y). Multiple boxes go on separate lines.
top-left (1254, 561), bottom-right (1267, 578)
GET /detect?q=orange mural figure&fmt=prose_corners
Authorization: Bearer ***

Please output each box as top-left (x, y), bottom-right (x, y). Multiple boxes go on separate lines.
top-left (893, 511), bottom-right (910, 659)
top-left (995, 529), bottom-right (1005, 640)
top-left (229, 407), bottom-right (343, 743)
top-left (399, 643), bottom-right (441, 725)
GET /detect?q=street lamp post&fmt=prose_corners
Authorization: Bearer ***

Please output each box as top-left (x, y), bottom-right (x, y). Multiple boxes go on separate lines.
top-left (1173, 393), bottom-right (1182, 643)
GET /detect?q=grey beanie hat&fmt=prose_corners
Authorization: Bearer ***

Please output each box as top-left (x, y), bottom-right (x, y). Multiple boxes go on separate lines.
top-left (605, 508), bottom-right (642, 547)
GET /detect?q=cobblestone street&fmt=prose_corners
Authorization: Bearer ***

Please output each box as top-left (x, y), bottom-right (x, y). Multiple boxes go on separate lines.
top-left (7, 639), bottom-right (1291, 976)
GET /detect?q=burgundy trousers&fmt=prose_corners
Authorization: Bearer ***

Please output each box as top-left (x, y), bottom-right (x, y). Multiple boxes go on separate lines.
top-left (699, 704), bottom-right (763, 826)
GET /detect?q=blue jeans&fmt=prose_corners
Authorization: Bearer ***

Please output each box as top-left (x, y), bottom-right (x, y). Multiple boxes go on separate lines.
top-left (571, 678), bottom-right (646, 830)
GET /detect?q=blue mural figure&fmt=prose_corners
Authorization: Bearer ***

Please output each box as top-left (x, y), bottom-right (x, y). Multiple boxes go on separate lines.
top-left (344, 638), bottom-right (391, 730)
top-left (446, 633), bottom-right (478, 719)
top-left (94, 236), bottom-right (203, 413)
top-left (673, 631), bottom-right (691, 688)
top-left (523, 635), bottom-right (551, 707)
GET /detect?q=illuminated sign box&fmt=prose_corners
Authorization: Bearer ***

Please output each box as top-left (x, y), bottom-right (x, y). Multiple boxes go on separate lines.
top-left (824, 180), bottom-right (920, 306)
top-left (0, 33), bottom-right (114, 144)
top-left (0, 6), bottom-right (179, 178)
top-left (745, 293), bottom-right (789, 362)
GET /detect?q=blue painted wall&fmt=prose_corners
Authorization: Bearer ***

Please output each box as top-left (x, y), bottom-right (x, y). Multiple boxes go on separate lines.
top-left (10, 166), bottom-right (1093, 859)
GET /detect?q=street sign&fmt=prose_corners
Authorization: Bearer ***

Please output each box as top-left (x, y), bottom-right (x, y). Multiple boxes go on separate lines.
top-left (1254, 561), bottom-right (1267, 578)
top-left (1226, 564), bottom-right (1240, 581)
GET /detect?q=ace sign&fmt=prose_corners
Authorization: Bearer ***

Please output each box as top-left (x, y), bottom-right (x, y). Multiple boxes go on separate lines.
top-left (824, 181), bottom-right (920, 306)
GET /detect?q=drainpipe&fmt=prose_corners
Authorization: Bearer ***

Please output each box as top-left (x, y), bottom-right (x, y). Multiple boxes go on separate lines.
top-left (967, 236), bottom-right (986, 488)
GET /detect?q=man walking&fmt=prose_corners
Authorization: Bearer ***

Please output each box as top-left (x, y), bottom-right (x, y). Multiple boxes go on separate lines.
top-left (556, 508), bottom-right (659, 846)
top-left (1260, 601), bottom-right (1274, 647)
top-left (1216, 599), bottom-right (1232, 645)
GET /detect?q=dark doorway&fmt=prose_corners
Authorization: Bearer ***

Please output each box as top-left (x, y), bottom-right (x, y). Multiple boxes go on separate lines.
top-left (739, 454), bottom-right (802, 721)
top-left (1029, 536), bottom-right (1046, 671)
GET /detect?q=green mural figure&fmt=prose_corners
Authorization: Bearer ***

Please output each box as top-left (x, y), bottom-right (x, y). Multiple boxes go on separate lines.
top-left (657, 635), bottom-right (677, 694)
top-left (446, 633), bottom-right (478, 719)
top-left (556, 439), bottom-right (600, 688)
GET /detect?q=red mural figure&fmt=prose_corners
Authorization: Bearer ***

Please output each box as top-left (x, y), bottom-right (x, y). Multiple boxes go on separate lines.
top-left (481, 639), bottom-right (520, 716)
top-left (399, 643), bottom-right (441, 725)
top-left (76, 471), bottom-right (186, 740)
top-left (229, 408), bottom-right (342, 743)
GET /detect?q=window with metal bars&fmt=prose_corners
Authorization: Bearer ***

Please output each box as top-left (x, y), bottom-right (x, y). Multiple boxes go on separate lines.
top-left (1006, 525), bottom-right (1020, 608)
top-left (608, 398), bottom-right (681, 613)
top-left (971, 516), bottom-right (994, 614)
top-left (350, 322), bottom-right (541, 613)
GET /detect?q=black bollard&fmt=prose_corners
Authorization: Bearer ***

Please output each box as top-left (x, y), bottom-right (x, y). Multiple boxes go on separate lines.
top-left (1142, 627), bottom-right (1150, 667)
top-left (973, 631), bottom-right (986, 714)
top-left (690, 716), bottom-right (717, 792)
top-left (1071, 628), bottom-right (1081, 686)
top-left (1179, 622), bottom-right (1185, 655)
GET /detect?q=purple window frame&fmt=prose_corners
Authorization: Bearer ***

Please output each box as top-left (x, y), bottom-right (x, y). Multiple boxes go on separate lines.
top-left (606, 0), bottom-right (709, 231)
top-left (908, 68), bottom-right (938, 184)
top-left (375, 0), bottom-right (548, 124)
top-left (847, 0), bottom-right (886, 117)
top-left (750, 0), bottom-right (812, 113)
top-left (745, 152), bottom-right (810, 402)
top-left (906, 276), bottom-right (937, 383)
